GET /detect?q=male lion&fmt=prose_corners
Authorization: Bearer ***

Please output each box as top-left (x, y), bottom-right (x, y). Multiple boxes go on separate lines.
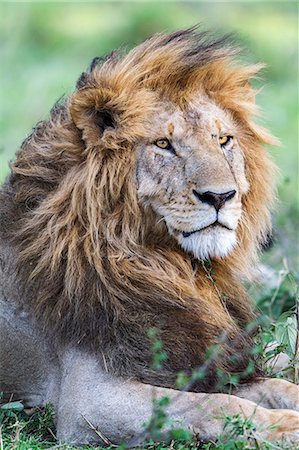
top-left (0, 29), bottom-right (298, 445)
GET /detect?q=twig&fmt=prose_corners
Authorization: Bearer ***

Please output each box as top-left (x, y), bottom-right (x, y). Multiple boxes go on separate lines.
top-left (81, 414), bottom-right (115, 447)
top-left (47, 425), bottom-right (57, 441)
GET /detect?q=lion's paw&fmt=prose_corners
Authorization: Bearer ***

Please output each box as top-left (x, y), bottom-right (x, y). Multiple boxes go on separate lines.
top-left (264, 409), bottom-right (299, 443)
top-left (266, 379), bottom-right (299, 411)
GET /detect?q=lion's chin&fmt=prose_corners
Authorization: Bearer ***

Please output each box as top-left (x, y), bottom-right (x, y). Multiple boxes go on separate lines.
top-left (177, 226), bottom-right (237, 260)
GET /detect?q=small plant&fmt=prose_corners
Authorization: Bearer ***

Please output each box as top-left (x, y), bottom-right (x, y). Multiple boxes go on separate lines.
top-left (144, 396), bottom-right (171, 440)
top-left (254, 266), bottom-right (299, 382)
top-left (0, 400), bottom-right (56, 449)
top-left (147, 328), bottom-right (168, 370)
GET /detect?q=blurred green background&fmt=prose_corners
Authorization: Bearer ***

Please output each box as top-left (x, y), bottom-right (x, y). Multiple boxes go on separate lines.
top-left (0, 1), bottom-right (298, 269)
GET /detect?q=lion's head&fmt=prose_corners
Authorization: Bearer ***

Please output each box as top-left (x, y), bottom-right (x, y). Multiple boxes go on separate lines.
top-left (68, 28), bottom-right (276, 271)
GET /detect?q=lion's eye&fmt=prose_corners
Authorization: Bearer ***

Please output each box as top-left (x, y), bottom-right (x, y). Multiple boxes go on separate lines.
top-left (155, 138), bottom-right (170, 149)
top-left (154, 138), bottom-right (175, 153)
top-left (218, 135), bottom-right (233, 147)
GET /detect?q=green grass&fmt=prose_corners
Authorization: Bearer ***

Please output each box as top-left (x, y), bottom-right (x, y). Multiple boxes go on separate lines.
top-left (0, 2), bottom-right (298, 449)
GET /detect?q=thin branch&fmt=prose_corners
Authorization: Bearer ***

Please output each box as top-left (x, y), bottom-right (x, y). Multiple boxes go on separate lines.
top-left (81, 414), bottom-right (115, 447)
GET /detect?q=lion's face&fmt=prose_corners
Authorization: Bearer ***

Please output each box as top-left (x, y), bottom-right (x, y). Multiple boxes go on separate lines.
top-left (136, 98), bottom-right (250, 260)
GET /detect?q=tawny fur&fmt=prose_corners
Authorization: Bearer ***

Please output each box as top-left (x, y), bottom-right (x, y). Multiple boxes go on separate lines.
top-left (0, 28), bottom-right (277, 391)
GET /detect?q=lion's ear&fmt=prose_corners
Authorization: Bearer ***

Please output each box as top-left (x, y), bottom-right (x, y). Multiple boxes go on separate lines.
top-left (94, 108), bottom-right (116, 133)
top-left (69, 87), bottom-right (119, 146)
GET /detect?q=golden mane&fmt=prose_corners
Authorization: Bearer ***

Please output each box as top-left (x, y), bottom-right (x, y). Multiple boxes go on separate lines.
top-left (0, 28), bottom-right (276, 390)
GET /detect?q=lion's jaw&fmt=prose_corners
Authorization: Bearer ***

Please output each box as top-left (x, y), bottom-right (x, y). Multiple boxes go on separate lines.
top-left (173, 221), bottom-right (238, 260)
top-left (151, 198), bottom-right (241, 260)
top-left (136, 100), bottom-right (249, 260)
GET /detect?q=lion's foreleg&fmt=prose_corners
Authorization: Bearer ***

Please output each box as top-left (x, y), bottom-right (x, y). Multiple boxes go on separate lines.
top-left (56, 349), bottom-right (299, 446)
top-left (0, 298), bottom-right (59, 408)
top-left (232, 378), bottom-right (299, 411)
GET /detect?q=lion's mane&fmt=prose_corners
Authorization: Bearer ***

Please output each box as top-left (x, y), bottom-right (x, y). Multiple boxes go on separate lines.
top-left (0, 28), bottom-right (276, 391)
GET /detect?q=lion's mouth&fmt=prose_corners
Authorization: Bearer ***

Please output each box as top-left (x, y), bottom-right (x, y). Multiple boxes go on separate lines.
top-left (181, 221), bottom-right (233, 238)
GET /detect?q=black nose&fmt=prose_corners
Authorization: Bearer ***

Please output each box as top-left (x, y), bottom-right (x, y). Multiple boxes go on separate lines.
top-left (193, 189), bottom-right (236, 211)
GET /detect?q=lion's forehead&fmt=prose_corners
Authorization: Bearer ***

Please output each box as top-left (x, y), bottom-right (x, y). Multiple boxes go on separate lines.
top-left (153, 99), bottom-right (234, 141)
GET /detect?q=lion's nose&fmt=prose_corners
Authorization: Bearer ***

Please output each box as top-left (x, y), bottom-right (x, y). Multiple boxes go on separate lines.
top-left (193, 189), bottom-right (236, 211)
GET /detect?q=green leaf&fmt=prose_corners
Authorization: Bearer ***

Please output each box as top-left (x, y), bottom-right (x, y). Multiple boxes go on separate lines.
top-left (170, 427), bottom-right (193, 441)
top-left (176, 371), bottom-right (190, 389)
top-left (275, 313), bottom-right (298, 357)
top-left (1, 400), bottom-right (24, 412)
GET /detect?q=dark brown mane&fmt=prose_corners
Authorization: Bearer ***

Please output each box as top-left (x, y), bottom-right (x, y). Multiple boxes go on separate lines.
top-left (0, 28), bottom-right (276, 391)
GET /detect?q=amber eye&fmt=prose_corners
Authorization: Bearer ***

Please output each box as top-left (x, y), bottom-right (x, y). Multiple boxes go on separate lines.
top-left (219, 135), bottom-right (233, 147)
top-left (154, 138), bottom-right (176, 154)
top-left (155, 138), bottom-right (171, 149)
